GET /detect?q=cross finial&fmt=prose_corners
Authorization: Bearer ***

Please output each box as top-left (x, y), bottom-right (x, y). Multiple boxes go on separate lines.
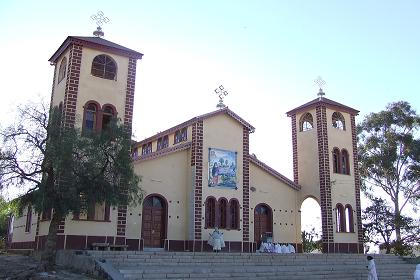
top-left (214, 85), bottom-right (228, 109)
top-left (314, 76), bottom-right (326, 100)
top-left (91, 11), bottom-right (110, 37)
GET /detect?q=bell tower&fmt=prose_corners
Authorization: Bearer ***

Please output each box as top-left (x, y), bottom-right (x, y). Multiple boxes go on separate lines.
top-left (47, 33), bottom-right (143, 240)
top-left (287, 86), bottom-right (363, 253)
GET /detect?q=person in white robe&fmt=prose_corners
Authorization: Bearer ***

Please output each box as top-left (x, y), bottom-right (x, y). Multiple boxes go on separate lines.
top-left (287, 244), bottom-right (296, 253)
top-left (208, 228), bottom-right (225, 252)
top-left (414, 264), bottom-right (420, 280)
top-left (281, 244), bottom-right (289, 253)
top-left (275, 243), bottom-right (282, 254)
top-left (366, 256), bottom-right (378, 280)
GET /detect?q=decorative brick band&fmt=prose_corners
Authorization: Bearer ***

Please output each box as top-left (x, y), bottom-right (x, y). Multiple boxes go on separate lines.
top-left (351, 115), bottom-right (363, 243)
top-left (316, 106), bottom-right (334, 250)
top-left (242, 126), bottom-right (250, 242)
top-left (116, 205), bottom-right (127, 236)
top-left (291, 115), bottom-right (298, 184)
top-left (63, 43), bottom-right (82, 128)
top-left (191, 121), bottom-right (204, 240)
top-left (124, 57), bottom-right (137, 133)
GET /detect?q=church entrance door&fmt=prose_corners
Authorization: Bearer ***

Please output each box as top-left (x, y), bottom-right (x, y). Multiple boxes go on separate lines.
top-left (142, 195), bottom-right (166, 248)
top-left (254, 204), bottom-right (272, 247)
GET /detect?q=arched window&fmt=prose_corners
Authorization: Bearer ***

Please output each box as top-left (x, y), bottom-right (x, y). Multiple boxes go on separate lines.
top-left (332, 112), bottom-right (345, 130)
top-left (219, 198), bottom-right (227, 229)
top-left (299, 112), bottom-right (314, 132)
top-left (341, 149), bottom-right (350, 175)
top-left (229, 199), bottom-right (239, 229)
top-left (102, 105), bottom-right (115, 130)
top-left (205, 197), bottom-right (216, 228)
top-left (91, 55), bottom-right (117, 80)
top-left (332, 148), bottom-right (340, 173)
top-left (345, 204), bottom-right (354, 232)
top-left (57, 57), bottom-right (67, 83)
top-left (83, 103), bottom-right (99, 134)
top-left (336, 203), bottom-right (346, 232)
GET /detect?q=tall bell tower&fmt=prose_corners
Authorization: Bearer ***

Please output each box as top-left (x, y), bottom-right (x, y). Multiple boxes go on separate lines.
top-left (287, 85), bottom-right (363, 253)
top-left (47, 32), bottom-right (143, 241)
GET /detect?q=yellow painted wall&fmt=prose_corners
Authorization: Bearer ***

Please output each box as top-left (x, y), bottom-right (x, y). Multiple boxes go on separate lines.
top-left (131, 149), bottom-right (191, 241)
top-left (51, 50), bottom-right (70, 108)
top-left (10, 208), bottom-right (38, 244)
top-left (201, 114), bottom-right (244, 241)
top-left (250, 163), bottom-right (301, 244)
top-left (326, 108), bottom-right (358, 242)
top-left (295, 109), bottom-right (320, 204)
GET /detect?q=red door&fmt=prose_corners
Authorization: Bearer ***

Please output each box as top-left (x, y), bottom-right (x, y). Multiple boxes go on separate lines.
top-left (254, 204), bottom-right (272, 247)
top-left (142, 196), bottom-right (166, 248)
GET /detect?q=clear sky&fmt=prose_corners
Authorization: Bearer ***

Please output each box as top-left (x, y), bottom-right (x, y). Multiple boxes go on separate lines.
top-left (1, 1), bottom-right (419, 217)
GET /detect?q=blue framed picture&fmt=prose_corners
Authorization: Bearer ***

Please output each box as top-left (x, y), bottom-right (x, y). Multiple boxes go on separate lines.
top-left (208, 148), bottom-right (237, 188)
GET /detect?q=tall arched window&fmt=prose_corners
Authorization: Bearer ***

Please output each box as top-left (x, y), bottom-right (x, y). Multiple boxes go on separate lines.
top-left (336, 203), bottom-right (346, 232)
top-left (91, 55), bottom-right (117, 80)
top-left (205, 197), bottom-right (216, 228)
top-left (58, 57), bottom-right (67, 83)
top-left (219, 198), bottom-right (227, 229)
top-left (299, 112), bottom-right (314, 132)
top-left (229, 199), bottom-right (239, 229)
top-left (341, 149), bottom-right (350, 175)
top-left (83, 103), bottom-right (99, 134)
top-left (332, 112), bottom-right (345, 130)
top-left (345, 204), bottom-right (354, 232)
top-left (332, 148), bottom-right (340, 173)
top-left (102, 105), bottom-right (115, 130)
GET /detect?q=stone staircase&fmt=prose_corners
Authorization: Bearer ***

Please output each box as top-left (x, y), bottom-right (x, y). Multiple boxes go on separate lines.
top-left (89, 251), bottom-right (417, 280)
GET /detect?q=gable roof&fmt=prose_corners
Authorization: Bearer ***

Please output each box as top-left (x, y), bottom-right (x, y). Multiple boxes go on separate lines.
top-left (286, 97), bottom-right (359, 116)
top-left (49, 36), bottom-right (143, 63)
top-left (249, 155), bottom-right (301, 191)
top-left (135, 107), bottom-right (255, 147)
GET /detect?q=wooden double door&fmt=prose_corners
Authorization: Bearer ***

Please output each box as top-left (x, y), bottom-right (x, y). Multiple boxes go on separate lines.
top-left (142, 196), bottom-right (166, 248)
top-left (254, 204), bottom-right (273, 246)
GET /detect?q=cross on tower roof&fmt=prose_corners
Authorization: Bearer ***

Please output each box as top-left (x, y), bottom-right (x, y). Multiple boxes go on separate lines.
top-left (314, 76), bottom-right (326, 100)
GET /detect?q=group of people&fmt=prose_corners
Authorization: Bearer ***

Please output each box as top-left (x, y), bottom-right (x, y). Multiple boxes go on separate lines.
top-left (259, 242), bottom-right (296, 254)
top-left (207, 228), bottom-right (225, 252)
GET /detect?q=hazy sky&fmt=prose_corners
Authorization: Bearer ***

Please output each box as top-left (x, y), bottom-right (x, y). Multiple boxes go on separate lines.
top-left (1, 1), bottom-right (419, 224)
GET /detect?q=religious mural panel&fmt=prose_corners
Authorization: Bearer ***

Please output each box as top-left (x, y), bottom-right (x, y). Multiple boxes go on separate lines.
top-left (208, 148), bottom-right (237, 188)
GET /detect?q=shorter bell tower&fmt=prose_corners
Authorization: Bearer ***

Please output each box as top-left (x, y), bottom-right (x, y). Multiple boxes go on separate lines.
top-left (287, 84), bottom-right (363, 253)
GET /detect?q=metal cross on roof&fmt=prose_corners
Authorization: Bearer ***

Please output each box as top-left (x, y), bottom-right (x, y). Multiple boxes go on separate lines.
top-left (314, 76), bottom-right (326, 99)
top-left (214, 85), bottom-right (229, 109)
top-left (91, 11), bottom-right (110, 37)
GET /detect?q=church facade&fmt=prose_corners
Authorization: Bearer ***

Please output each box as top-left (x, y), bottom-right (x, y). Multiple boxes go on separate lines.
top-left (7, 35), bottom-right (363, 253)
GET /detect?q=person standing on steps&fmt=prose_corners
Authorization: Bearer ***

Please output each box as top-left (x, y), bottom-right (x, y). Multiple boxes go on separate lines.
top-left (414, 264), bottom-right (420, 280)
top-left (208, 227), bottom-right (225, 252)
top-left (366, 256), bottom-right (378, 280)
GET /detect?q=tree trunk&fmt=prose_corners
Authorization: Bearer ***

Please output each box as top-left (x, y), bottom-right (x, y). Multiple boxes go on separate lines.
top-left (40, 209), bottom-right (62, 271)
top-left (394, 201), bottom-right (402, 242)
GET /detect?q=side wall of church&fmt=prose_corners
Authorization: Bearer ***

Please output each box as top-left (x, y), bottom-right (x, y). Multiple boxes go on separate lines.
top-left (249, 164), bottom-right (301, 245)
top-left (9, 207), bottom-right (38, 249)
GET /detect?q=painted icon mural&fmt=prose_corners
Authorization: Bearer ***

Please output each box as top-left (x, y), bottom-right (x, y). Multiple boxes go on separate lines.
top-left (208, 148), bottom-right (237, 188)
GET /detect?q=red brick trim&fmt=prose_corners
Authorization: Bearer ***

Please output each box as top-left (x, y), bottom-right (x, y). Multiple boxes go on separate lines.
top-left (249, 155), bottom-right (300, 190)
top-left (316, 105), bottom-right (334, 251)
top-left (351, 115), bottom-right (363, 243)
top-left (116, 205), bottom-right (127, 236)
top-left (63, 43), bottom-right (82, 128)
top-left (191, 121), bottom-right (204, 239)
top-left (124, 58), bottom-right (137, 133)
top-left (242, 126), bottom-right (250, 242)
top-left (291, 114), bottom-right (299, 184)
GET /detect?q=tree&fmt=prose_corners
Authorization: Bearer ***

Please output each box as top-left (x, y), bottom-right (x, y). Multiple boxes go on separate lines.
top-left (358, 101), bottom-right (420, 243)
top-left (0, 101), bottom-right (142, 270)
top-left (301, 227), bottom-right (322, 253)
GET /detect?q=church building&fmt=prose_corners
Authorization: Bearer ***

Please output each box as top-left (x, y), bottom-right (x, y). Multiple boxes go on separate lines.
top-left (7, 33), bottom-right (363, 254)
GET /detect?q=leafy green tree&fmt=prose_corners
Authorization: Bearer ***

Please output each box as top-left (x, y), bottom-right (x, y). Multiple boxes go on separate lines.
top-left (301, 227), bottom-right (322, 253)
top-left (358, 101), bottom-right (420, 243)
top-left (0, 101), bottom-right (142, 270)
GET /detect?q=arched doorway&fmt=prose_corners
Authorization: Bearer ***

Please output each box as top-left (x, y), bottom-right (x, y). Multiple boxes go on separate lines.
top-left (300, 197), bottom-right (322, 253)
top-left (254, 204), bottom-right (272, 247)
top-left (141, 195), bottom-right (167, 248)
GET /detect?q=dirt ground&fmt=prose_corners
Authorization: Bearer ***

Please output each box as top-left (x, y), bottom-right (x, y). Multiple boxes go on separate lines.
top-left (0, 253), bottom-right (97, 280)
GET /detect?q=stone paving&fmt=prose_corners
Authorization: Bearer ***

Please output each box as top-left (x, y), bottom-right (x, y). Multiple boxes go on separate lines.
top-left (0, 253), bottom-right (97, 280)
